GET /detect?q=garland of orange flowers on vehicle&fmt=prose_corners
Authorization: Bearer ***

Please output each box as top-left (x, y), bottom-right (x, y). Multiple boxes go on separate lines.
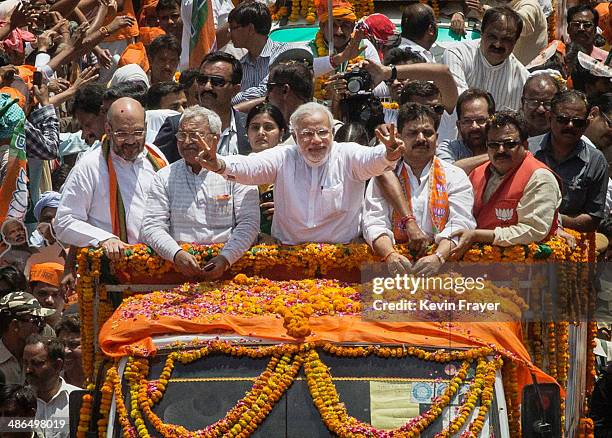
top-left (502, 359), bottom-right (521, 438)
top-left (80, 341), bottom-right (510, 437)
top-left (77, 248), bottom-right (103, 383)
top-left (77, 234), bottom-right (587, 379)
top-left (108, 235), bottom-right (582, 284)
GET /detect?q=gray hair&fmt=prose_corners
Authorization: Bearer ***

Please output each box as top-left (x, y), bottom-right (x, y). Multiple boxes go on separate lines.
top-left (179, 105), bottom-right (222, 135)
top-left (289, 102), bottom-right (334, 133)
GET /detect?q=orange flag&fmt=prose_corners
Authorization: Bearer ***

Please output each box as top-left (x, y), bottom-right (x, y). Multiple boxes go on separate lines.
top-left (189, 0), bottom-right (216, 68)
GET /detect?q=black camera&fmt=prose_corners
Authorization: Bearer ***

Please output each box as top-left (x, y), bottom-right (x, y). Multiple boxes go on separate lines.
top-left (343, 68), bottom-right (372, 94)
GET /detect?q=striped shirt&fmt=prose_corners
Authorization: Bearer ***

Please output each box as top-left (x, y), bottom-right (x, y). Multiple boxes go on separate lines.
top-left (443, 40), bottom-right (528, 111)
top-left (231, 38), bottom-right (288, 105)
top-left (140, 159), bottom-right (260, 264)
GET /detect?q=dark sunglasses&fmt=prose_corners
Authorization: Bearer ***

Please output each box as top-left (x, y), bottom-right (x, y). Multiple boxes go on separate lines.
top-left (487, 140), bottom-right (522, 150)
top-left (554, 114), bottom-right (588, 128)
top-left (196, 74), bottom-right (229, 87)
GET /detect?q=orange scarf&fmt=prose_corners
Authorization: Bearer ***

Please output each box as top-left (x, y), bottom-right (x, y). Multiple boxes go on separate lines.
top-left (392, 157), bottom-right (449, 242)
top-left (102, 139), bottom-right (166, 242)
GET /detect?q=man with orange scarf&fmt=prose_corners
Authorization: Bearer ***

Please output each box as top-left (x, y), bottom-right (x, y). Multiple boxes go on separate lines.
top-left (309, 0), bottom-right (381, 78)
top-left (449, 111), bottom-right (561, 256)
top-left (363, 104), bottom-right (476, 276)
top-left (54, 98), bottom-right (168, 261)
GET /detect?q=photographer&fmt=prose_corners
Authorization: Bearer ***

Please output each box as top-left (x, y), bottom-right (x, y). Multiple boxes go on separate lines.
top-left (325, 66), bottom-right (384, 142)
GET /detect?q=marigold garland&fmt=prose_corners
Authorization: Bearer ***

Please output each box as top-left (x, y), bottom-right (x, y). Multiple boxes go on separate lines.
top-left (76, 231), bottom-right (596, 437)
top-left (84, 342), bottom-right (507, 437)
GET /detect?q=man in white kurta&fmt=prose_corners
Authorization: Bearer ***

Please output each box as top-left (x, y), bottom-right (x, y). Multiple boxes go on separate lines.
top-left (443, 6), bottom-right (528, 111)
top-left (140, 107), bottom-right (260, 279)
top-left (54, 98), bottom-right (167, 260)
top-left (195, 102), bottom-right (403, 244)
top-left (363, 103), bottom-right (476, 275)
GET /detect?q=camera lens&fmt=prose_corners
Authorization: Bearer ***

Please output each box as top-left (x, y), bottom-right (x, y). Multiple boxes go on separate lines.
top-left (347, 78), bottom-right (362, 94)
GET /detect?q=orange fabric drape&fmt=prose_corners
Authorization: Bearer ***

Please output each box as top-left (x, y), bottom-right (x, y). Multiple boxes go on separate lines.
top-left (99, 315), bottom-right (559, 401)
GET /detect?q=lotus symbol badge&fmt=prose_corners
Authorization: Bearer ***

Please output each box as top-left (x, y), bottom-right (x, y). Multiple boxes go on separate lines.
top-left (495, 208), bottom-right (514, 222)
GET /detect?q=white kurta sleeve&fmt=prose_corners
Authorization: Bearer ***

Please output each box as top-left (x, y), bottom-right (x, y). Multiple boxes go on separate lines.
top-left (443, 46), bottom-right (469, 95)
top-left (139, 171), bottom-right (182, 262)
top-left (219, 183), bottom-right (260, 265)
top-left (221, 147), bottom-right (284, 185)
top-left (436, 165), bottom-right (477, 243)
top-left (362, 176), bottom-right (395, 247)
top-left (54, 165), bottom-right (116, 247)
top-left (493, 169), bottom-right (562, 246)
top-left (346, 143), bottom-right (396, 181)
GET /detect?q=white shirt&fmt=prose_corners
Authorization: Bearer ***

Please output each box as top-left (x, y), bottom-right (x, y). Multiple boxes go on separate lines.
top-left (443, 39), bottom-right (528, 111)
top-left (218, 110), bottom-right (239, 156)
top-left (140, 160), bottom-right (259, 264)
top-left (312, 39), bottom-right (381, 78)
top-left (221, 142), bottom-right (396, 244)
top-left (362, 158), bottom-right (476, 246)
top-left (55, 145), bottom-right (167, 247)
top-left (35, 377), bottom-right (80, 438)
top-left (398, 38), bottom-right (436, 63)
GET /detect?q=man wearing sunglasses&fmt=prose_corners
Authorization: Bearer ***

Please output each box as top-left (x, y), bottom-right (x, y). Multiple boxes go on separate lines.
top-left (534, 90), bottom-right (609, 233)
top-left (0, 292), bottom-right (54, 385)
top-left (154, 52), bottom-right (250, 163)
top-left (566, 4), bottom-right (608, 63)
top-left (450, 111), bottom-right (561, 256)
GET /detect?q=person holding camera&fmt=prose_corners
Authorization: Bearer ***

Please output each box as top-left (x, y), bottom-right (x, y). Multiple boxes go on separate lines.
top-left (195, 102), bottom-right (403, 245)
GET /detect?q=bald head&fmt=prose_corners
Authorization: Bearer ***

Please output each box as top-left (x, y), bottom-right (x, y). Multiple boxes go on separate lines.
top-left (107, 97), bottom-right (145, 125)
top-left (523, 74), bottom-right (561, 97)
top-left (105, 97), bottom-right (147, 161)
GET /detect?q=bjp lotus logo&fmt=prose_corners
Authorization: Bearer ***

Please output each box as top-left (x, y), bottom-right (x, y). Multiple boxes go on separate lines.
top-left (495, 208), bottom-right (514, 221)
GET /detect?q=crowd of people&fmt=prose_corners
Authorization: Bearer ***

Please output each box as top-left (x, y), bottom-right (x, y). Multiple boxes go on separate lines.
top-left (0, 0), bottom-right (610, 435)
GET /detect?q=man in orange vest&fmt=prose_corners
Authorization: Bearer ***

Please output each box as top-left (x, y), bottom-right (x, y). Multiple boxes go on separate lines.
top-left (450, 111), bottom-right (562, 257)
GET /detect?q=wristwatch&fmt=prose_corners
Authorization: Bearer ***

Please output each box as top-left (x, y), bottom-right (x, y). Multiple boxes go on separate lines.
top-left (386, 64), bottom-right (397, 83)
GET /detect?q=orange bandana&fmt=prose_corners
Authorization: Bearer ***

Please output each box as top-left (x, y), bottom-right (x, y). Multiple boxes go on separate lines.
top-left (315, 0), bottom-right (356, 23)
top-left (102, 138), bottom-right (166, 242)
top-left (392, 158), bottom-right (449, 242)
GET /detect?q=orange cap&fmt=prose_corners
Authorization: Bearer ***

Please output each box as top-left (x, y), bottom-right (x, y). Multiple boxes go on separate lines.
top-left (119, 42), bottom-right (150, 73)
top-left (314, 0), bottom-right (356, 23)
top-left (29, 262), bottom-right (63, 288)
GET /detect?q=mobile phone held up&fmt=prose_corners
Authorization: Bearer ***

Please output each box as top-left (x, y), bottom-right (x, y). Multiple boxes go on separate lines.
top-left (33, 71), bottom-right (43, 87)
